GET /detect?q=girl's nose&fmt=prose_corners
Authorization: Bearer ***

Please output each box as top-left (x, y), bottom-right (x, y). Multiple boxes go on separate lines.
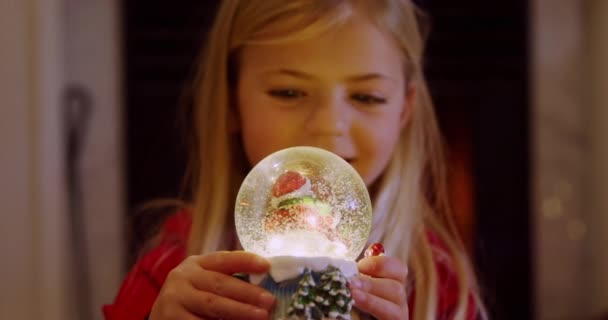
top-left (304, 94), bottom-right (350, 136)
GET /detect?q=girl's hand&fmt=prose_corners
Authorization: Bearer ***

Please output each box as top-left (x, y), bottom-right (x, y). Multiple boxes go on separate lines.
top-left (349, 256), bottom-right (409, 320)
top-left (149, 251), bottom-right (275, 320)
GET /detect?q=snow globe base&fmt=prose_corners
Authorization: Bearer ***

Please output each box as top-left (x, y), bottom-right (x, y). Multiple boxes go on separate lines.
top-left (250, 256), bottom-right (369, 320)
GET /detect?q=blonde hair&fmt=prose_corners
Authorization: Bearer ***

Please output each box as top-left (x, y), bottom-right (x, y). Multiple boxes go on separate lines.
top-left (186, 0), bottom-right (486, 319)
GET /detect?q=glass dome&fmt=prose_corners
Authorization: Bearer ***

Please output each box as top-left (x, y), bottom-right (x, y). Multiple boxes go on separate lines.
top-left (235, 147), bottom-right (372, 261)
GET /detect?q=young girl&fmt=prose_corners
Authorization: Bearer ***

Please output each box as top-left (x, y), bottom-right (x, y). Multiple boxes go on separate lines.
top-left (104, 0), bottom-right (486, 319)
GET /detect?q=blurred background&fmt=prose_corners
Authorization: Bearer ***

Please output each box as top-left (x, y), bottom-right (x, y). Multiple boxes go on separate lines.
top-left (1, 0), bottom-right (606, 319)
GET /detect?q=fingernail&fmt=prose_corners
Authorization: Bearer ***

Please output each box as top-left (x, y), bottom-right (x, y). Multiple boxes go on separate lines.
top-left (349, 277), bottom-right (362, 289)
top-left (358, 257), bottom-right (377, 273)
top-left (252, 308), bottom-right (269, 320)
top-left (258, 292), bottom-right (275, 309)
top-left (254, 257), bottom-right (270, 269)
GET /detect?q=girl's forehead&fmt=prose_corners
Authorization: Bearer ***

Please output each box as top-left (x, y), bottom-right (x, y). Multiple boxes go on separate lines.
top-left (239, 17), bottom-right (404, 80)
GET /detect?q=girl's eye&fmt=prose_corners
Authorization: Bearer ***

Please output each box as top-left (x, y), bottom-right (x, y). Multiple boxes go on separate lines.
top-left (267, 89), bottom-right (307, 99)
top-left (352, 93), bottom-right (387, 105)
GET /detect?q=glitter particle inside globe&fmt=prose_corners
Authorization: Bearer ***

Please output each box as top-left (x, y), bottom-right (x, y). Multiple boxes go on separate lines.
top-left (235, 147), bottom-right (372, 261)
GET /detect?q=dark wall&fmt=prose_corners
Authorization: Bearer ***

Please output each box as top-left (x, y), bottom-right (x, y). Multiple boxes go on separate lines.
top-left (123, 1), bottom-right (219, 207)
top-left (122, 1), bottom-right (531, 319)
top-left (418, 1), bottom-right (532, 319)
top-left (122, 1), bottom-right (219, 262)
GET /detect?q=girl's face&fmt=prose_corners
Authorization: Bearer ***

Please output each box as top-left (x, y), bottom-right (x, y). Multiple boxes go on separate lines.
top-left (236, 16), bottom-right (413, 187)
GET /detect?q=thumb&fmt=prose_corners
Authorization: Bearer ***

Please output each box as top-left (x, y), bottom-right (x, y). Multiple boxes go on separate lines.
top-left (195, 251), bottom-right (270, 274)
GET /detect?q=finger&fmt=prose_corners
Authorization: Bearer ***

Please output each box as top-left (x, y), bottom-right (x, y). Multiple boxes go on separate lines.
top-left (351, 288), bottom-right (406, 320)
top-left (193, 251), bottom-right (270, 274)
top-left (182, 285), bottom-right (270, 320)
top-left (189, 268), bottom-right (275, 310)
top-left (358, 256), bottom-right (408, 283)
top-left (150, 293), bottom-right (202, 320)
top-left (349, 275), bottom-right (406, 305)
top-left (165, 307), bottom-right (202, 320)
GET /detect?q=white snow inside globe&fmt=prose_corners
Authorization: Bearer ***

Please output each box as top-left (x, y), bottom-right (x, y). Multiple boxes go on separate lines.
top-left (235, 146), bottom-right (372, 261)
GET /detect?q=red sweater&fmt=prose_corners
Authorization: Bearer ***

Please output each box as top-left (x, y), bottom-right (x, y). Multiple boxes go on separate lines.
top-left (103, 211), bottom-right (479, 319)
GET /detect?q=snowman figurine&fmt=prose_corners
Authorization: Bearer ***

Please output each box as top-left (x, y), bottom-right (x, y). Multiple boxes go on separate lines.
top-left (264, 171), bottom-right (340, 238)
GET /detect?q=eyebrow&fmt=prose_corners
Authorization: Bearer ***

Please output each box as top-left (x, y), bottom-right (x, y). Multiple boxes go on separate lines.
top-left (264, 68), bottom-right (396, 83)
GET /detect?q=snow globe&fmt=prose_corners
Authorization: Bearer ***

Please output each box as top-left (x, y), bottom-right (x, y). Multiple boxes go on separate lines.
top-left (235, 146), bottom-right (372, 319)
